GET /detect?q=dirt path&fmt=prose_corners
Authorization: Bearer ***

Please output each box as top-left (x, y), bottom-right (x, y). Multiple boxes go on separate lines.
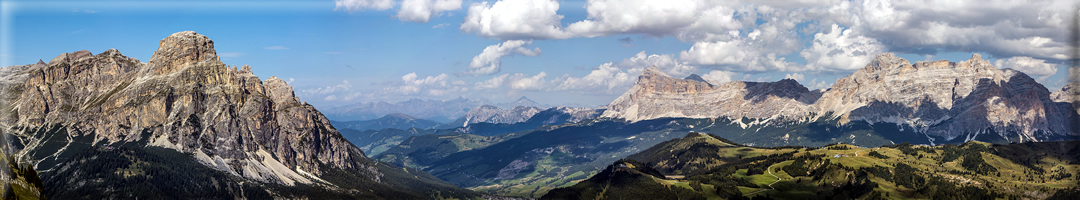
top-left (744, 163), bottom-right (783, 196)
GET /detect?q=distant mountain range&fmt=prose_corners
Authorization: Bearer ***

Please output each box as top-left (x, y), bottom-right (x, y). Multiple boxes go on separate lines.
top-left (341, 53), bottom-right (1080, 198)
top-left (603, 54), bottom-right (1080, 144)
top-left (320, 96), bottom-right (576, 123)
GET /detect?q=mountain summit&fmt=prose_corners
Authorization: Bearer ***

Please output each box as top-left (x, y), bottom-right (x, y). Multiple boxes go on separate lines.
top-left (602, 66), bottom-right (819, 123)
top-left (1, 31), bottom-right (475, 198)
top-left (602, 54), bottom-right (1077, 143)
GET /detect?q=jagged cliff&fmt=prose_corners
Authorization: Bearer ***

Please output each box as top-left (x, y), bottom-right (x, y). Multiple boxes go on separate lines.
top-left (458, 105), bottom-right (543, 125)
top-left (602, 54), bottom-right (1077, 142)
top-left (602, 66), bottom-right (820, 124)
top-left (0, 31), bottom-right (475, 198)
top-left (817, 53), bottom-right (1074, 141)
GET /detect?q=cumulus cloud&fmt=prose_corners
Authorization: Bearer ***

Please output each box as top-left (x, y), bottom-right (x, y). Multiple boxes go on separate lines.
top-left (397, 0), bottom-right (462, 23)
top-left (805, 78), bottom-right (832, 90)
top-left (460, 0), bottom-right (572, 40)
top-left (701, 70), bottom-right (736, 85)
top-left (995, 56), bottom-right (1059, 79)
top-left (566, 0), bottom-right (710, 37)
top-left (784, 73), bottom-right (805, 82)
top-left (461, 40), bottom-right (542, 76)
top-left (618, 51), bottom-right (696, 77)
top-left (800, 24), bottom-right (886, 71)
top-left (679, 39), bottom-right (798, 72)
top-left (554, 63), bottom-right (638, 94)
top-left (553, 51), bottom-right (699, 94)
top-left (475, 74), bottom-right (510, 89)
top-left (509, 72), bottom-right (548, 90)
top-left (842, 0), bottom-right (1071, 60)
top-left (334, 0), bottom-right (395, 11)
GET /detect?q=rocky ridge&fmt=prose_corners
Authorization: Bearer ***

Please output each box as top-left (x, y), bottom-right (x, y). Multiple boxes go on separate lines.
top-left (602, 66), bottom-right (820, 124)
top-left (1, 31), bottom-right (473, 198)
top-left (459, 105), bottom-right (544, 126)
top-left (602, 54), bottom-right (1078, 142)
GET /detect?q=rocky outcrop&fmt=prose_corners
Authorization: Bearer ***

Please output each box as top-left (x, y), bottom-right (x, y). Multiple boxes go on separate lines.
top-left (0, 31), bottom-right (474, 198)
top-left (817, 53), bottom-right (1074, 141)
top-left (460, 105), bottom-right (543, 125)
top-left (602, 54), bottom-right (1078, 142)
top-left (601, 66), bottom-right (819, 123)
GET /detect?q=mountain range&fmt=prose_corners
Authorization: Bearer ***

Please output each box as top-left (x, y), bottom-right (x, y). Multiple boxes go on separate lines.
top-left (321, 96), bottom-right (557, 123)
top-left (0, 31), bottom-right (477, 199)
top-left (603, 53), bottom-right (1079, 144)
top-left (3, 31), bottom-right (1078, 199)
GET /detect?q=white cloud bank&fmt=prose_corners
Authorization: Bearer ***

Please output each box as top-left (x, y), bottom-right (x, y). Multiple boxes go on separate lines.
top-left (461, 40), bottom-right (542, 76)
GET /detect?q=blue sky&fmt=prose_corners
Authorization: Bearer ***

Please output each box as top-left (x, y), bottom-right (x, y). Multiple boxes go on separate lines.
top-left (2, 0), bottom-right (1077, 109)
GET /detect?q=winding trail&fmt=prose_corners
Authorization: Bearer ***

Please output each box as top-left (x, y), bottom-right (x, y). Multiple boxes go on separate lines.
top-left (744, 163), bottom-right (783, 196)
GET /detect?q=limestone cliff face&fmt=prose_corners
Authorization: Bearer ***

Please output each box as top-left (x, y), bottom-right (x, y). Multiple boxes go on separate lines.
top-left (6, 31), bottom-right (370, 186)
top-left (601, 66), bottom-right (819, 123)
top-left (460, 105), bottom-right (543, 125)
top-left (602, 54), bottom-right (1077, 142)
top-left (817, 53), bottom-right (1074, 141)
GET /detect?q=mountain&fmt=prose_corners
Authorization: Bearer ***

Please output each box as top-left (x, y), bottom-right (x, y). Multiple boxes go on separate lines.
top-left (338, 127), bottom-right (444, 156)
top-left (603, 54), bottom-right (1079, 144)
top-left (322, 97), bottom-right (492, 122)
top-left (495, 96), bottom-right (547, 109)
top-left (0, 31), bottom-right (477, 199)
top-left (544, 133), bottom-right (1080, 199)
top-left (449, 106), bottom-right (605, 136)
top-left (331, 113), bottom-right (442, 131)
top-left (815, 53), bottom-right (1075, 142)
top-left (453, 105), bottom-right (544, 126)
top-left (602, 66), bottom-right (820, 123)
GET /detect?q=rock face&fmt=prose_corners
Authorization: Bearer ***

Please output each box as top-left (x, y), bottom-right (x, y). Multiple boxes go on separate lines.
top-left (1, 31), bottom-right (474, 198)
top-left (460, 105), bottom-right (543, 125)
top-left (817, 53), bottom-right (1074, 141)
top-left (602, 66), bottom-right (819, 123)
top-left (1051, 83), bottom-right (1080, 114)
top-left (602, 54), bottom-right (1078, 142)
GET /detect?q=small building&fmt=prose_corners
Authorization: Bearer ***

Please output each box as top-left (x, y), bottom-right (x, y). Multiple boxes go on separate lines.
top-left (834, 154), bottom-right (847, 158)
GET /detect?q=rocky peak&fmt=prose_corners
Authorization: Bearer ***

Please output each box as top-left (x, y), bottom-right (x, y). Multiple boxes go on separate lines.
top-left (461, 105), bottom-right (543, 125)
top-left (635, 65), bottom-right (713, 94)
top-left (146, 31), bottom-right (219, 76)
top-left (683, 74), bottom-right (709, 84)
top-left (47, 50), bottom-right (92, 65)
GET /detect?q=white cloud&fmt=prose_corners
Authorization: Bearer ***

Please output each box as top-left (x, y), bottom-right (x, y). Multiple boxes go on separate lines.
top-left (806, 78), bottom-right (831, 90)
top-left (995, 56), bottom-right (1058, 77)
top-left (554, 63), bottom-right (639, 94)
top-left (264, 46), bottom-right (289, 50)
top-left (398, 0), bottom-right (462, 23)
top-left (701, 70), bottom-right (735, 85)
top-left (566, 0), bottom-right (707, 37)
top-left (679, 39), bottom-right (797, 72)
top-left (509, 72), bottom-right (548, 90)
top-left (301, 80), bottom-right (353, 97)
top-left (432, 23), bottom-right (450, 28)
top-left (843, 0), bottom-right (1071, 60)
top-left (461, 40), bottom-right (541, 76)
top-left (475, 73), bottom-right (510, 89)
top-left (784, 73), bottom-right (804, 82)
top-left (618, 51), bottom-right (696, 78)
top-left (800, 24), bottom-right (886, 71)
top-left (334, 0), bottom-right (395, 12)
top-left (460, 0), bottom-right (572, 40)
